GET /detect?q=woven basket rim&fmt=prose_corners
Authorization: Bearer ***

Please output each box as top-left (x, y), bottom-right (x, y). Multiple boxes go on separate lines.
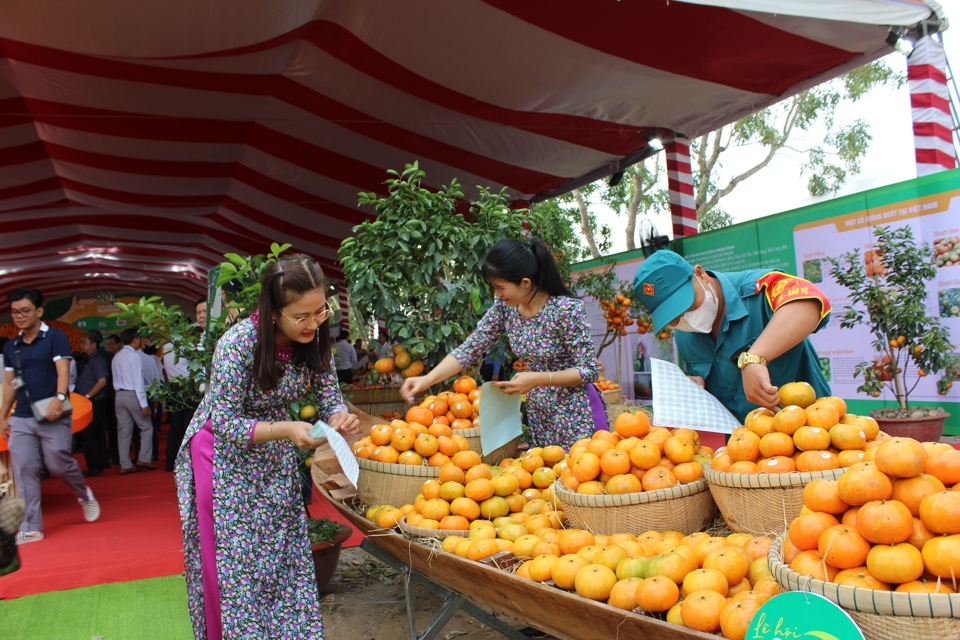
top-left (768, 532), bottom-right (960, 617)
top-left (452, 426), bottom-right (481, 437)
top-left (398, 515), bottom-right (469, 539)
top-left (704, 462), bottom-right (846, 489)
top-left (357, 457), bottom-right (440, 477)
top-left (552, 477), bottom-right (708, 508)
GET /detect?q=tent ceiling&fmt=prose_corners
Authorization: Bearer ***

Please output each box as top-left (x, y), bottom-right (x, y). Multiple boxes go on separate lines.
top-left (0, 0), bottom-right (944, 306)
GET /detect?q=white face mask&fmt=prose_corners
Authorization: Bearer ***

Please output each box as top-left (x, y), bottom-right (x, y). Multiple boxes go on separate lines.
top-left (675, 276), bottom-right (718, 333)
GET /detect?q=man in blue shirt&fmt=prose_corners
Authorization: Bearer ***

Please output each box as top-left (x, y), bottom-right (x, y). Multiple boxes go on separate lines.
top-left (633, 251), bottom-right (831, 422)
top-left (0, 288), bottom-right (100, 545)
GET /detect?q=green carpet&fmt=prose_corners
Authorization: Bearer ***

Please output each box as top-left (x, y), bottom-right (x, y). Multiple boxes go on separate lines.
top-left (0, 575), bottom-right (193, 640)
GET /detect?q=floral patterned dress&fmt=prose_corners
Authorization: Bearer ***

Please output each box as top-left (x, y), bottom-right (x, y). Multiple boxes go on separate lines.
top-left (175, 313), bottom-right (347, 639)
top-left (450, 296), bottom-right (599, 449)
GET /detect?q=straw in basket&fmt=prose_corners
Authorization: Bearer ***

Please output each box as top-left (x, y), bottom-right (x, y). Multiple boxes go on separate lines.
top-left (552, 478), bottom-right (716, 536)
top-left (454, 426), bottom-right (520, 465)
top-left (704, 463), bottom-right (846, 536)
top-left (356, 458), bottom-right (439, 508)
top-left (768, 533), bottom-right (960, 640)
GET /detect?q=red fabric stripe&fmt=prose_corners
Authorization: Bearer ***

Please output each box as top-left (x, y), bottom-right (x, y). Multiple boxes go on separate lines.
top-left (274, 77), bottom-right (561, 194)
top-left (667, 177), bottom-right (694, 197)
top-left (482, 0), bottom-right (858, 95)
top-left (2, 36), bottom-right (572, 192)
top-left (911, 92), bottom-right (951, 114)
top-left (57, 177), bottom-right (222, 208)
top-left (44, 142), bottom-right (234, 177)
top-left (217, 197), bottom-right (343, 249)
top-left (907, 64), bottom-right (948, 84)
top-left (231, 165), bottom-right (374, 224)
top-left (0, 97), bottom-right (33, 129)
top-left (0, 176), bottom-right (62, 201)
top-left (913, 121), bottom-right (955, 143)
top-left (916, 147), bottom-right (957, 168)
top-left (0, 141), bottom-right (49, 167)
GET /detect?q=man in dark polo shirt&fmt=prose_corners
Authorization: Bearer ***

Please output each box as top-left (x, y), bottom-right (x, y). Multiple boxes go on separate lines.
top-left (0, 288), bottom-right (100, 545)
top-left (75, 330), bottom-right (111, 477)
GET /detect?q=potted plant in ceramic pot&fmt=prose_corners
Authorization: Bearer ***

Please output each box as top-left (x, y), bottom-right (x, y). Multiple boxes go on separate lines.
top-left (826, 225), bottom-right (954, 440)
top-left (307, 516), bottom-right (353, 595)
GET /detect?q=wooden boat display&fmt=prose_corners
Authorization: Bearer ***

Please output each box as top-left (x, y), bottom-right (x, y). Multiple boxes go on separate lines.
top-left (324, 491), bottom-right (717, 640)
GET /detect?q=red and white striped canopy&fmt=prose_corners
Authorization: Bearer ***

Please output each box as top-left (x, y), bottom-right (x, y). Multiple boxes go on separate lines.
top-left (0, 0), bottom-right (942, 305)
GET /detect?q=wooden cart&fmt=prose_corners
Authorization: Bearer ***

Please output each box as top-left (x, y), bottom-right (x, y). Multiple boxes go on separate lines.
top-left (325, 493), bottom-right (717, 640)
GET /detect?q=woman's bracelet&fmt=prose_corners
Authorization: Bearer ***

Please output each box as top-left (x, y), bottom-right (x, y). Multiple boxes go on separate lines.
top-left (548, 372), bottom-right (553, 386)
top-left (268, 422), bottom-right (277, 441)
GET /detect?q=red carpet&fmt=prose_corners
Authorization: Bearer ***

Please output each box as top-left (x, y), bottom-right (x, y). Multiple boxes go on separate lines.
top-left (1, 426), bottom-right (364, 599)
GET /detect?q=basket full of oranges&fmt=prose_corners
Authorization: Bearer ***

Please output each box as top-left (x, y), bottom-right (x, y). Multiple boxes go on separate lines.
top-left (551, 410), bottom-right (716, 535)
top-left (704, 383), bottom-right (885, 536)
top-left (767, 438), bottom-right (960, 640)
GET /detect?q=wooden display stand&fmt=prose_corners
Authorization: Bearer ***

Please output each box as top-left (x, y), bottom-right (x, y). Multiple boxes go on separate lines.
top-left (323, 491), bottom-right (716, 640)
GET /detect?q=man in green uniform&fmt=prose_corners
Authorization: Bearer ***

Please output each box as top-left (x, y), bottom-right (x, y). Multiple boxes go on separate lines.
top-left (633, 250), bottom-right (832, 421)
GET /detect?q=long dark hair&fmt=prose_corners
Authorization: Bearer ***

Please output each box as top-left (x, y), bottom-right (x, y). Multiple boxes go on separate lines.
top-left (481, 237), bottom-right (575, 299)
top-left (254, 255), bottom-right (333, 391)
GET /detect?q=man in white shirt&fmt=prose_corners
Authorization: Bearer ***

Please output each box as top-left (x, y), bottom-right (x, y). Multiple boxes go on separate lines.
top-left (161, 338), bottom-right (198, 472)
top-left (333, 330), bottom-right (357, 384)
top-left (111, 327), bottom-right (155, 474)
top-left (138, 339), bottom-right (164, 463)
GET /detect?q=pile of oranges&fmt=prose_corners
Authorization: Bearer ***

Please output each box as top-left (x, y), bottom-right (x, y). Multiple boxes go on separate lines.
top-left (559, 411), bottom-right (713, 495)
top-left (514, 527), bottom-right (778, 639)
top-left (364, 447), bottom-right (569, 555)
top-left (352, 376), bottom-right (481, 467)
top-left (512, 359), bottom-right (529, 372)
top-left (711, 382), bottom-right (880, 475)
top-left (783, 437), bottom-right (960, 592)
top-left (594, 379), bottom-right (620, 392)
top-left (374, 343), bottom-right (425, 379)
top-left (600, 294), bottom-right (634, 337)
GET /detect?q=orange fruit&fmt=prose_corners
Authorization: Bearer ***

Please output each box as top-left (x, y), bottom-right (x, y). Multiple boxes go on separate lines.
top-left (680, 589), bottom-right (727, 633)
top-left (790, 549), bottom-right (839, 582)
top-left (773, 406), bottom-right (807, 436)
top-left (907, 516), bottom-right (938, 551)
top-left (464, 478), bottom-right (495, 502)
top-left (370, 424), bottom-right (393, 446)
top-left (817, 524), bottom-right (871, 568)
top-left (636, 576), bottom-right (680, 612)
top-left (641, 466), bottom-right (677, 491)
top-left (719, 597), bottom-right (762, 640)
top-left (802, 479), bottom-right (848, 514)
top-left (891, 475), bottom-right (946, 516)
top-left (614, 410), bottom-right (651, 438)
top-left (371, 446), bottom-right (400, 464)
top-left (727, 461), bottom-right (758, 474)
top-left (838, 462), bottom-right (893, 505)
top-left (818, 396), bottom-right (847, 419)
top-left (464, 464), bottom-right (492, 483)
top-left (681, 568), bottom-right (729, 598)
top-left (805, 403), bottom-right (840, 430)
top-left (920, 534), bottom-right (960, 580)
top-left (606, 473), bottom-right (642, 494)
top-left (895, 579), bottom-right (956, 594)
top-left (703, 548), bottom-right (750, 585)
top-left (866, 543), bottom-right (924, 584)
top-left (727, 428), bottom-right (761, 462)
top-left (451, 450), bottom-right (481, 471)
top-left (789, 511), bottom-right (840, 551)
top-left (926, 449), bottom-right (960, 486)
top-left (405, 406), bottom-right (434, 428)
top-left (664, 436), bottom-right (695, 464)
top-left (757, 456), bottom-right (796, 474)
top-left (778, 381), bottom-right (816, 408)
top-left (834, 566), bottom-right (890, 590)
top-left (793, 426), bottom-right (830, 451)
top-left (574, 563), bottom-right (618, 601)
top-left (673, 461), bottom-right (704, 484)
top-left (607, 577), bottom-right (643, 610)
top-left (628, 440), bottom-right (661, 470)
top-left (743, 537), bottom-right (772, 561)
top-left (759, 432), bottom-right (795, 458)
top-left (600, 449), bottom-right (632, 476)
top-left (918, 490), bottom-right (960, 534)
top-left (856, 499), bottom-right (914, 544)
top-left (837, 449), bottom-right (866, 467)
top-left (874, 437), bottom-right (927, 478)
top-left (551, 554), bottom-right (589, 591)
top-left (644, 427), bottom-right (672, 454)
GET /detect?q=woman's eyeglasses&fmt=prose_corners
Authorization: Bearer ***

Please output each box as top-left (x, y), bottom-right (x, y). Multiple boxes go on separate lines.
top-left (278, 301), bottom-right (334, 327)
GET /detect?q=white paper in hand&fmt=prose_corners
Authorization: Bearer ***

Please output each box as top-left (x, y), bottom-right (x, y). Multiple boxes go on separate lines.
top-left (310, 420), bottom-right (359, 487)
top-left (478, 382), bottom-right (523, 455)
top-left (650, 358), bottom-right (741, 434)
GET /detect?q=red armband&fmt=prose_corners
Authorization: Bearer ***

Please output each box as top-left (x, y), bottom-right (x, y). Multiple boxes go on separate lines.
top-left (755, 272), bottom-right (831, 320)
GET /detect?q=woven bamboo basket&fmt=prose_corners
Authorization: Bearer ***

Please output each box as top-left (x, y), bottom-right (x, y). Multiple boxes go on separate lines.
top-left (768, 533), bottom-right (960, 640)
top-left (454, 427), bottom-right (521, 465)
top-left (356, 458), bottom-right (439, 508)
top-left (703, 463), bottom-right (846, 536)
top-left (398, 515), bottom-right (469, 539)
top-left (552, 478), bottom-right (716, 535)
top-left (601, 387), bottom-right (622, 406)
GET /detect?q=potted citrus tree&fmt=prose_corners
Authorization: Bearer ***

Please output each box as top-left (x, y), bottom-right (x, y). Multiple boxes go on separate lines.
top-left (826, 225), bottom-right (954, 440)
top-left (307, 516), bottom-right (353, 595)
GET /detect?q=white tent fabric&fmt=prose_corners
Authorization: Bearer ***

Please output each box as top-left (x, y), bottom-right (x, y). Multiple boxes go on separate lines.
top-left (0, 0), bottom-right (944, 302)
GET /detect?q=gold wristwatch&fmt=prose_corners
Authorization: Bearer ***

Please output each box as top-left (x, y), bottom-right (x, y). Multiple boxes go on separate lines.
top-left (737, 352), bottom-right (767, 369)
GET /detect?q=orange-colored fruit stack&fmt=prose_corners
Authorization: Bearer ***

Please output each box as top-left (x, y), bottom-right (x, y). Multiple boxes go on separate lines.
top-left (710, 382), bottom-right (882, 474)
top-left (512, 526), bottom-right (778, 639)
top-left (783, 437), bottom-right (960, 593)
top-left (364, 449), bottom-right (569, 562)
top-left (600, 294), bottom-right (634, 337)
top-left (559, 410), bottom-right (713, 495)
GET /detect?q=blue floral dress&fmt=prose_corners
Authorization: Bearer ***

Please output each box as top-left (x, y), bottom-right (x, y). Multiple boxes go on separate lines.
top-left (175, 314), bottom-right (347, 639)
top-left (450, 296), bottom-right (599, 449)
